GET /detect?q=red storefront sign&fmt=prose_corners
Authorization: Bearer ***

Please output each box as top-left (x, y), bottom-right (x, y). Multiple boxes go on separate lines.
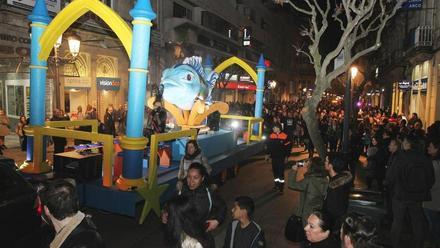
top-left (219, 82), bottom-right (256, 91)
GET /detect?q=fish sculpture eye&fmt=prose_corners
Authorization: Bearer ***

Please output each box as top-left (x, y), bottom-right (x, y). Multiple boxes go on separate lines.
top-left (186, 74), bottom-right (192, 81)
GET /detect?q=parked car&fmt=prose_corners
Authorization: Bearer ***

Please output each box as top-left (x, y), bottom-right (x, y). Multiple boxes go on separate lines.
top-left (0, 157), bottom-right (42, 248)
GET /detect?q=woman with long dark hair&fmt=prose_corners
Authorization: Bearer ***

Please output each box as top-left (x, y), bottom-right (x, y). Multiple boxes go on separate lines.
top-left (165, 195), bottom-right (214, 248)
top-left (15, 115), bottom-right (27, 151)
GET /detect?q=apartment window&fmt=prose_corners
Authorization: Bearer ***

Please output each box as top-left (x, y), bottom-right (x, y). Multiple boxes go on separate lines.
top-left (173, 2), bottom-right (192, 20)
top-left (201, 11), bottom-right (238, 40)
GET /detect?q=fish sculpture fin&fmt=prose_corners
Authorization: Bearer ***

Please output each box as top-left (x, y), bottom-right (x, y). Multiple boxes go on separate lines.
top-left (205, 71), bottom-right (219, 88)
top-left (182, 56), bottom-right (205, 79)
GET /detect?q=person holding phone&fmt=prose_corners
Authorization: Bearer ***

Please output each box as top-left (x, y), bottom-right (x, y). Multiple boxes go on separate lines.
top-left (288, 157), bottom-right (328, 227)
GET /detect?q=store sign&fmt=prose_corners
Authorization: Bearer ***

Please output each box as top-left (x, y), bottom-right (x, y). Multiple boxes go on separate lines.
top-left (0, 33), bottom-right (31, 45)
top-left (398, 80), bottom-right (411, 90)
top-left (7, 0), bottom-right (61, 13)
top-left (97, 77), bottom-right (120, 91)
top-left (64, 77), bottom-right (91, 88)
top-left (224, 82), bottom-right (256, 91)
top-left (402, 0), bottom-right (423, 10)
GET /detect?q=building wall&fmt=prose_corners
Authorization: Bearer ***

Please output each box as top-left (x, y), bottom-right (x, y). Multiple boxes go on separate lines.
top-left (379, 0), bottom-right (440, 126)
top-left (156, 0), bottom-right (304, 100)
top-left (0, 0), bottom-right (132, 122)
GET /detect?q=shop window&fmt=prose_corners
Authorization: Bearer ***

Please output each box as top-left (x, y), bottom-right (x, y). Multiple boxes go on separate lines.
top-left (6, 85), bottom-right (24, 117)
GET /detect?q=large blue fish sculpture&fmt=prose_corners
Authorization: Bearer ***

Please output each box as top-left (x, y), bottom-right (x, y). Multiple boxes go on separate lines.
top-left (159, 56), bottom-right (218, 110)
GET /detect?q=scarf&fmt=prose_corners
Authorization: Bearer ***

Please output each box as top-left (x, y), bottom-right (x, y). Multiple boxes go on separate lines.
top-left (50, 211), bottom-right (85, 248)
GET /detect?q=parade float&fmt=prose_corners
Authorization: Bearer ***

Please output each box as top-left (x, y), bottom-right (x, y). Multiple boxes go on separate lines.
top-left (21, 0), bottom-right (266, 224)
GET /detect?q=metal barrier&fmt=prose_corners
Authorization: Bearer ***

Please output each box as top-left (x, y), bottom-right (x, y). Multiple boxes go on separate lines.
top-left (220, 115), bottom-right (263, 144)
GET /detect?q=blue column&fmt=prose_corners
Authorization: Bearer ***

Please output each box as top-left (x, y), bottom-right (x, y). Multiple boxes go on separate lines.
top-left (254, 54), bottom-right (266, 133)
top-left (27, 0), bottom-right (51, 162)
top-left (203, 54), bottom-right (213, 76)
top-left (122, 0), bottom-right (156, 180)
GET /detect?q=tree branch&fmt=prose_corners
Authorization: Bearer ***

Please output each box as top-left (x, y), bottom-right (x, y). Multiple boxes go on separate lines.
top-left (292, 44), bottom-right (314, 64)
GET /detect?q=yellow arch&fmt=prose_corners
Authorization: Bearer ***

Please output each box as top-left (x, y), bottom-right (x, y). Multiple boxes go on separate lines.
top-left (39, 0), bottom-right (132, 61)
top-left (214, 56), bottom-right (258, 84)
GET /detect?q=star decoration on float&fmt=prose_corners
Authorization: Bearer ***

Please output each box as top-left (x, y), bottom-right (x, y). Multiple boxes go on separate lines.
top-left (137, 183), bottom-right (168, 224)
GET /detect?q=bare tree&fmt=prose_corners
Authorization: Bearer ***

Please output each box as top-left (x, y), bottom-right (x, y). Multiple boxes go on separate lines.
top-left (274, 0), bottom-right (405, 158)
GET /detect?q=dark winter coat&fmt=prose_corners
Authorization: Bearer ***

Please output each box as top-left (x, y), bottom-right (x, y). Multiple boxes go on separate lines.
top-left (288, 170), bottom-right (328, 226)
top-left (60, 217), bottom-right (105, 248)
top-left (366, 145), bottom-right (386, 179)
top-left (181, 184), bottom-right (227, 225)
top-left (323, 171), bottom-right (352, 220)
top-left (304, 235), bottom-right (339, 248)
top-left (103, 112), bottom-right (115, 136)
top-left (386, 149), bottom-right (435, 202)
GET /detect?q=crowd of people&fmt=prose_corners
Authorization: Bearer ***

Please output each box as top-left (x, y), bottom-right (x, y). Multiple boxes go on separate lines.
top-left (10, 96), bottom-right (439, 248)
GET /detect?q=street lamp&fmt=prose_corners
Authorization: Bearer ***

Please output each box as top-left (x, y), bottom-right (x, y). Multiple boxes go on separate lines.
top-left (49, 32), bottom-right (81, 111)
top-left (342, 66), bottom-right (358, 154)
top-left (267, 80), bottom-right (277, 102)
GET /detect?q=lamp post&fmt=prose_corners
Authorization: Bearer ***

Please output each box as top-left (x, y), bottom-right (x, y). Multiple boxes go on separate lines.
top-left (267, 80), bottom-right (277, 103)
top-left (49, 33), bottom-right (81, 111)
top-left (342, 66), bottom-right (357, 154)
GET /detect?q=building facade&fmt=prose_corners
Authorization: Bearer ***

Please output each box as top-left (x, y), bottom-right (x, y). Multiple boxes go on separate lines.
top-left (377, 0), bottom-right (439, 127)
top-left (0, 0), bottom-right (133, 124)
top-left (153, 0), bottom-right (308, 103)
top-left (0, 0), bottom-right (311, 129)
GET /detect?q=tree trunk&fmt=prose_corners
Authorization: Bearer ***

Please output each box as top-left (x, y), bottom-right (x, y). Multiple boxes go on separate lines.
top-left (301, 86), bottom-right (326, 159)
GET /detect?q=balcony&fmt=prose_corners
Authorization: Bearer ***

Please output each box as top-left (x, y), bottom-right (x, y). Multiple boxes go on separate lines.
top-left (408, 26), bottom-right (433, 48)
top-left (405, 25), bottom-right (433, 64)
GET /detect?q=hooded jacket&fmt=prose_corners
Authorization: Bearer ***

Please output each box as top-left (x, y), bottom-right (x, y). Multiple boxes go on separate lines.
top-left (323, 171), bottom-right (353, 219)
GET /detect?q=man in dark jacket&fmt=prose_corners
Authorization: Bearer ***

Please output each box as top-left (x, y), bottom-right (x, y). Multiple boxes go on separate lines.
top-left (386, 136), bottom-right (435, 248)
top-left (323, 152), bottom-right (352, 233)
top-left (40, 179), bottom-right (105, 248)
top-left (267, 123), bottom-right (291, 194)
top-left (224, 196), bottom-right (265, 248)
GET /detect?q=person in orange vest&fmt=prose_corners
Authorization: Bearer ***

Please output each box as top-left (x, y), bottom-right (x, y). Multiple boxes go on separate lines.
top-left (267, 123), bottom-right (291, 194)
